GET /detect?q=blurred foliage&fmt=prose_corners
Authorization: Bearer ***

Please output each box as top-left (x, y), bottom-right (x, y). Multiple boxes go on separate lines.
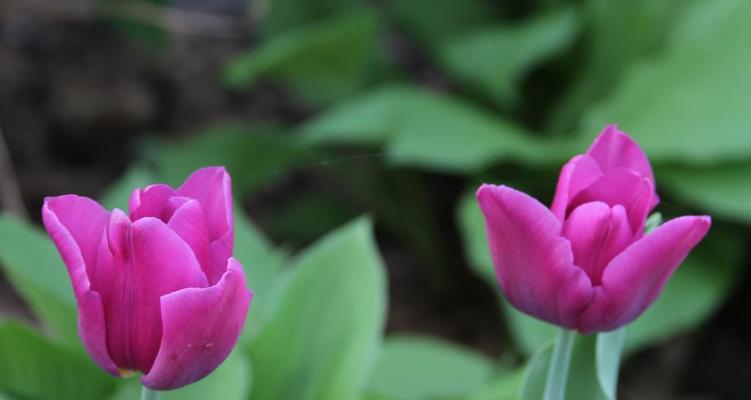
top-left (2, 0), bottom-right (751, 398)
top-left (365, 335), bottom-right (494, 400)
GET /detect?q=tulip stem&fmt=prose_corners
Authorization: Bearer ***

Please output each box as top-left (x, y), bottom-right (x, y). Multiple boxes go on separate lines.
top-left (544, 328), bottom-right (576, 400)
top-left (141, 386), bottom-right (160, 400)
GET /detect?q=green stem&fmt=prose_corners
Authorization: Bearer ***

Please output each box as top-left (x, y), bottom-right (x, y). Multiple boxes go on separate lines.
top-left (141, 386), bottom-right (160, 400)
top-left (543, 329), bottom-right (576, 400)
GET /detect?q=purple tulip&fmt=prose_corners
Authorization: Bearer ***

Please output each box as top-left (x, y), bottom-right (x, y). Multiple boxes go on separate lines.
top-left (477, 125), bottom-right (710, 333)
top-left (42, 167), bottom-right (252, 390)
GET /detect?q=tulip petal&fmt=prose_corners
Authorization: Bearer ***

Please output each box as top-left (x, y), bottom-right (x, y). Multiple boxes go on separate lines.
top-left (587, 125), bottom-right (659, 209)
top-left (578, 216), bottom-right (711, 332)
top-left (105, 218), bottom-right (208, 373)
top-left (563, 203), bottom-right (633, 285)
top-left (587, 125), bottom-right (655, 183)
top-left (476, 184), bottom-right (593, 328)
top-left (42, 196), bottom-right (119, 375)
top-left (167, 199), bottom-right (214, 282)
top-left (177, 167), bottom-right (233, 243)
top-left (550, 155), bottom-right (602, 220)
top-left (130, 184), bottom-right (175, 221)
top-left (141, 258), bottom-right (251, 390)
top-left (569, 167), bottom-right (654, 234)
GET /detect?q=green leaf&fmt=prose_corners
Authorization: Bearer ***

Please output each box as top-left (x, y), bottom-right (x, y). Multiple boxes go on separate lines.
top-left (146, 124), bottom-right (309, 195)
top-left (109, 349), bottom-right (252, 400)
top-left (583, 0), bottom-right (751, 162)
top-left (303, 85), bottom-right (570, 173)
top-left (438, 8), bottom-right (580, 106)
top-left (224, 11), bottom-right (379, 105)
top-left (0, 320), bottom-right (116, 400)
top-left (660, 163), bottom-right (751, 223)
top-left (234, 208), bottom-right (287, 340)
top-left (365, 335), bottom-right (493, 400)
top-left (549, 0), bottom-right (698, 132)
top-left (462, 369), bottom-right (524, 400)
top-left (249, 218), bottom-right (386, 400)
top-left (596, 328), bottom-right (626, 400)
top-left (0, 215), bottom-right (79, 348)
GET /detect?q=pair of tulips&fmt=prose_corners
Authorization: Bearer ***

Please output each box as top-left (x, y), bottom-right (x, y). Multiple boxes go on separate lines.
top-left (43, 126), bottom-right (708, 390)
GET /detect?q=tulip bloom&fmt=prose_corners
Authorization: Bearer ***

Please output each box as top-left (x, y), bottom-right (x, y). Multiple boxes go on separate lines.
top-left (43, 167), bottom-right (252, 390)
top-left (477, 125), bottom-right (710, 333)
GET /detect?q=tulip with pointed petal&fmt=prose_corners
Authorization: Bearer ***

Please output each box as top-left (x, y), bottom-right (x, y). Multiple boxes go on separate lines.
top-left (43, 167), bottom-right (252, 390)
top-left (477, 125), bottom-right (710, 333)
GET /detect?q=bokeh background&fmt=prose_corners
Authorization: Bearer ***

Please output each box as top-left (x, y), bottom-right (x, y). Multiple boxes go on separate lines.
top-left (0, 0), bottom-right (750, 399)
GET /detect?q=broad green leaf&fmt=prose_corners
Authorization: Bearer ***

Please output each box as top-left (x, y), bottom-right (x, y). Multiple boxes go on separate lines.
top-left (300, 86), bottom-right (416, 145)
top-left (365, 335), bottom-right (493, 400)
top-left (234, 208), bottom-right (287, 340)
top-left (596, 328), bottom-right (626, 400)
top-left (0, 320), bottom-right (116, 400)
top-left (145, 124), bottom-right (309, 195)
top-left (302, 85), bottom-right (572, 173)
top-left (109, 349), bottom-right (252, 400)
top-left (456, 189), bottom-right (743, 354)
top-left (660, 163), bottom-right (751, 223)
top-left (224, 11), bottom-right (379, 105)
top-left (583, 0), bottom-right (751, 162)
top-left (549, 0), bottom-right (697, 132)
top-left (439, 8), bottom-right (580, 106)
top-left (249, 218), bottom-right (386, 400)
top-left (462, 369), bottom-right (524, 400)
top-left (0, 215), bottom-right (79, 348)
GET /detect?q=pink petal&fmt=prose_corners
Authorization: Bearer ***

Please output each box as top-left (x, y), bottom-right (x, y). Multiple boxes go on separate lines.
top-left (550, 155), bottom-right (603, 221)
top-left (569, 168), bottom-right (654, 235)
top-left (177, 167), bottom-right (233, 243)
top-left (141, 258), bottom-right (251, 390)
top-left (587, 125), bottom-right (659, 209)
top-left (476, 184), bottom-right (593, 328)
top-left (104, 218), bottom-right (208, 373)
top-left (129, 184), bottom-right (175, 221)
top-left (562, 202), bottom-right (633, 285)
top-left (167, 199), bottom-right (214, 282)
top-left (587, 125), bottom-right (655, 182)
top-left (578, 216), bottom-right (711, 333)
top-left (209, 234), bottom-right (233, 286)
top-left (41, 196), bottom-right (119, 375)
